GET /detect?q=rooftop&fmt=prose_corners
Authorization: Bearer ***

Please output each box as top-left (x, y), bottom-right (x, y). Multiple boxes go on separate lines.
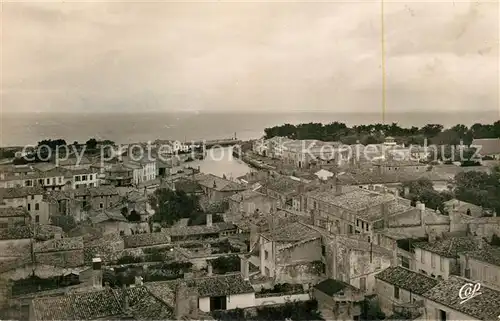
top-left (34, 236), bottom-right (84, 253)
top-left (471, 138), bottom-right (500, 156)
top-left (375, 266), bottom-right (438, 295)
top-left (262, 175), bottom-right (302, 195)
top-left (229, 189), bottom-right (268, 202)
top-left (414, 237), bottom-right (483, 258)
top-left (74, 185), bottom-right (119, 197)
top-left (0, 186), bottom-right (45, 199)
top-left (422, 276), bottom-right (500, 320)
top-left (463, 245), bottom-right (500, 267)
top-left (0, 226), bottom-right (32, 240)
top-left (261, 221), bottom-right (320, 243)
top-left (0, 206), bottom-right (29, 218)
top-left (193, 173), bottom-right (245, 192)
top-left (314, 278), bottom-right (362, 297)
top-left (89, 210), bottom-right (128, 224)
top-left (146, 272), bottom-right (254, 298)
top-left (162, 222), bottom-right (236, 237)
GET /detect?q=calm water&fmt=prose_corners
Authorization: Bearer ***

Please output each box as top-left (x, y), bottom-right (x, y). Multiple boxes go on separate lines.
top-left (1, 111), bottom-right (499, 147)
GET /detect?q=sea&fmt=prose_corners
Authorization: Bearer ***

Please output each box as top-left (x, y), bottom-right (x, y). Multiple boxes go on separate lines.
top-left (1, 110), bottom-right (498, 179)
top-left (1, 111), bottom-right (499, 147)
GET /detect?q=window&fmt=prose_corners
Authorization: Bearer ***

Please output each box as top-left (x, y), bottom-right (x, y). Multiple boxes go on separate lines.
top-left (365, 223), bottom-right (369, 231)
top-left (89, 174), bottom-right (93, 180)
top-left (361, 221), bottom-right (364, 229)
top-left (52, 178), bottom-right (55, 184)
top-left (264, 250), bottom-right (269, 260)
top-left (421, 251), bottom-right (425, 264)
top-left (440, 257), bottom-right (445, 272)
top-left (349, 225), bottom-right (354, 234)
top-left (35, 215), bottom-right (39, 223)
top-left (0, 223), bottom-right (8, 228)
top-left (76, 176), bottom-right (81, 182)
top-left (356, 220), bottom-right (360, 227)
top-left (35, 203), bottom-right (39, 211)
top-left (464, 268), bottom-right (470, 279)
top-left (58, 177), bottom-right (62, 183)
top-left (100, 203), bottom-right (104, 209)
top-left (321, 245), bottom-right (326, 256)
top-left (82, 175), bottom-right (87, 181)
top-left (431, 254), bottom-right (436, 268)
top-left (394, 286), bottom-right (400, 299)
top-left (46, 178), bottom-right (50, 185)
top-left (438, 309), bottom-right (447, 321)
top-left (31, 195), bottom-right (34, 200)
top-left (27, 204), bottom-right (31, 211)
top-left (360, 277), bottom-right (366, 292)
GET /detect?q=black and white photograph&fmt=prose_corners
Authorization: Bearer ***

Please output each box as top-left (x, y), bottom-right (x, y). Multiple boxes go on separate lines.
top-left (0, 0), bottom-right (499, 320)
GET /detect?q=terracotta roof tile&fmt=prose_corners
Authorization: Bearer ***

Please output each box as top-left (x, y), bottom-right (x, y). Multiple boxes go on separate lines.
top-left (375, 266), bottom-right (438, 295)
top-left (414, 237), bottom-right (482, 258)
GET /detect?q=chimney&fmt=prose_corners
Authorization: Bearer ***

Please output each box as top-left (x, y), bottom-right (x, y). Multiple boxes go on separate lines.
top-left (122, 284), bottom-right (129, 311)
top-left (92, 257), bottom-right (103, 289)
top-left (382, 203), bottom-right (389, 228)
top-left (403, 186), bottom-right (410, 198)
top-left (206, 213), bottom-right (212, 227)
top-left (134, 276), bottom-right (143, 286)
top-left (207, 262), bottom-right (213, 276)
top-left (417, 202), bottom-right (426, 227)
top-left (175, 281), bottom-right (190, 320)
top-left (240, 256), bottom-right (249, 281)
top-left (428, 231), bottom-right (436, 243)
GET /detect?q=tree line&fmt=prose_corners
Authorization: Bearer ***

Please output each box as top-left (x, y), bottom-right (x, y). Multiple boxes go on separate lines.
top-left (264, 121), bottom-right (500, 146)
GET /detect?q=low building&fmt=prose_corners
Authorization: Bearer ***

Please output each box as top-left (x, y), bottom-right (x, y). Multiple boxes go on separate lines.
top-left (123, 158), bottom-right (157, 185)
top-left (0, 187), bottom-right (50, 224)
top-left (459, 245), bottom-right (500, 289)
top-left (375, 266), bottom-right (438, 318)
top-left (66, 168), bottom-right (100, 189)
top-left (89, 209), bottom-right (131, 236)
top-left (0, 207), bottom-right (31, 228)
top-left (0, 168), bottom-right (66, 191)
top-left (105, 163), bottom-right (134, 187)
top-left (313, 278), bottom-right (365, 321)
top-left (422, 275), bottom-right (500, 321)
top-left (162, 217), bottom-right (237, 242)
top-left (443, 199), bottom-right (484, 217)
top-left (74, 185), bottom-right (120, 212)
top-left (259, 221), bottom-right (323, 284)
top-left (193, 173), bottom-right (246, 202)
top-left (471, 138), bottom-right (500, 159)
top-left (228, 190), bottom-right (276, 216)
top-left (413, 236), bottom-right (483, 280)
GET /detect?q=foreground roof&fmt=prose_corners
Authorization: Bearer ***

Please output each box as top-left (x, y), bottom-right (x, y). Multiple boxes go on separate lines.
top-left (261, 221), bottom-right (320, 242)
top-left (414, 237), bottom-right (482, 258)
top-left (422, 276), bottom-right (500, 320)
top-left (314, 278), bottom-right (361, 297)
top-left (375, 266), bottom-right (438, 295)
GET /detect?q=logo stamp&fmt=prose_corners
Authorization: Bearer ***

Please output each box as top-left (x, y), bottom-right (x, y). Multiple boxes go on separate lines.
top-left (459, 282), bottom-right (482, 304)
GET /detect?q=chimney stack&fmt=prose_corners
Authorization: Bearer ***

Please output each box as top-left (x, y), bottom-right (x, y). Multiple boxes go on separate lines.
top-left (175, 281), bottom-right (190, 320)
top-left (134, 276), bottom-right (143, 286)
top-left (207, 262), bottom-right (213, 277)
top-left (206, 213), bottom-right (212, 227)
top-left (240, 256), bottom-right (249, 281)
top-left (92, 257), bottom-right (103, 289)
top-left (403, 186), bottom-right (410, 198)
top-left (416, 202), bottom-right (426, 227)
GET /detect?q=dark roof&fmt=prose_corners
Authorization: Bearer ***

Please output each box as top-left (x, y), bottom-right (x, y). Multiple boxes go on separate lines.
top-left (0, 186), bottom-right (44, 198)
top-left (194, 173), bottom-right (246, 192)
top-left (375, 266), bottom-right (438, 295)
top-left (74, 185), bottom-right (119, 197)
top-left (123, 232), bottom-right (171, 248)
top-left (114, 286), bottom-right (174, 320)
top-left (463, 245), bottom-right (500, 267)
top-left (314, 279), bottom-right (359, 297)
top-left (261, 221), bottom-right (320, 242)
top-left (34, 236), bottom-right (84, 253)
top-left (422, 276), bottom-right (500, 320)
top-left (162, 222), bottom-right (236, 237)
top-left (31, 288), bottom-right (123, 320)
top-left (0, 206), bottom-right (29, 218)
top-left (472, 138), bottom-right (500, 156)
top-left (0, 226), bottom-right (32, 240)
top-left (414, 237), bottom-right (482, 258)
top-left (147, 273), bottom-right (254, 298)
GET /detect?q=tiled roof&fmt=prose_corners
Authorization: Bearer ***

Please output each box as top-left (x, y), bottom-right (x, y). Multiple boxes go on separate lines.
top-left (414, 237), bottom-right (482, 258)
top-left (463, 245), bottom-right (500, 267)
top-left (34, 236), bottom-right (84, 253)
top-left (74, 185), bottom-right (119, 197)
top-left (261, 221), bottom-right (320, 242)
top-left (0, 226), bottom-right (32, 240)
top-left (68, 225), bottom-right (104, 242)
top-left (422, 276), bottom-right (500, 320)
top-left (0, 186), bottom-right (44, 198)
top-left (174, 179), bottom-right (203, 194)
top-left (162, 222), bottom-right (236, 237)
top-left (194, 173), bottom-right (245, 192)
top-left (375, 266), bottom-right (438, 295)
top-left (0, 206), bottom-right (29, 218)
top-left (472, 138), bottom-right (500, 156)
top-left (123, 232), bottom-right (171, 248)
top-left (112, 286), bottom-right (174, 320)
top-left (57, 156), bottom-right (92, 166)
top-left (262, 176), bottom-right (302, 195)
top-left (229, 189), bottom-right (267, 202)
top-left (31, 288), bottom-right (124, 320)
top-left (89, 209), bottom-right (128, 224)
top-left (314, 278), bottom-right (360, 297)
top-left (146, 272), bottom-right (254, 298)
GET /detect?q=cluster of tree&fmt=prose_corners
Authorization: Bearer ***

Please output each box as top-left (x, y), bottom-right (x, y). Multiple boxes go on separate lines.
top-left (149, 189), bottom-right (201, 226)
top-left (400, 179), bottom-right (454, 214)
top-left (209, 255), bottom-right (241, 274)
top-left (454, 167), bottom-right (500, 215)
top-left (264, 121), bottom-right (500, 145)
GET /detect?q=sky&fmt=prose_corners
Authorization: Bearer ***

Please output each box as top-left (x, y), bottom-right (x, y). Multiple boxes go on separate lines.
top-left (1, 0), bottom-right (499, 114)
